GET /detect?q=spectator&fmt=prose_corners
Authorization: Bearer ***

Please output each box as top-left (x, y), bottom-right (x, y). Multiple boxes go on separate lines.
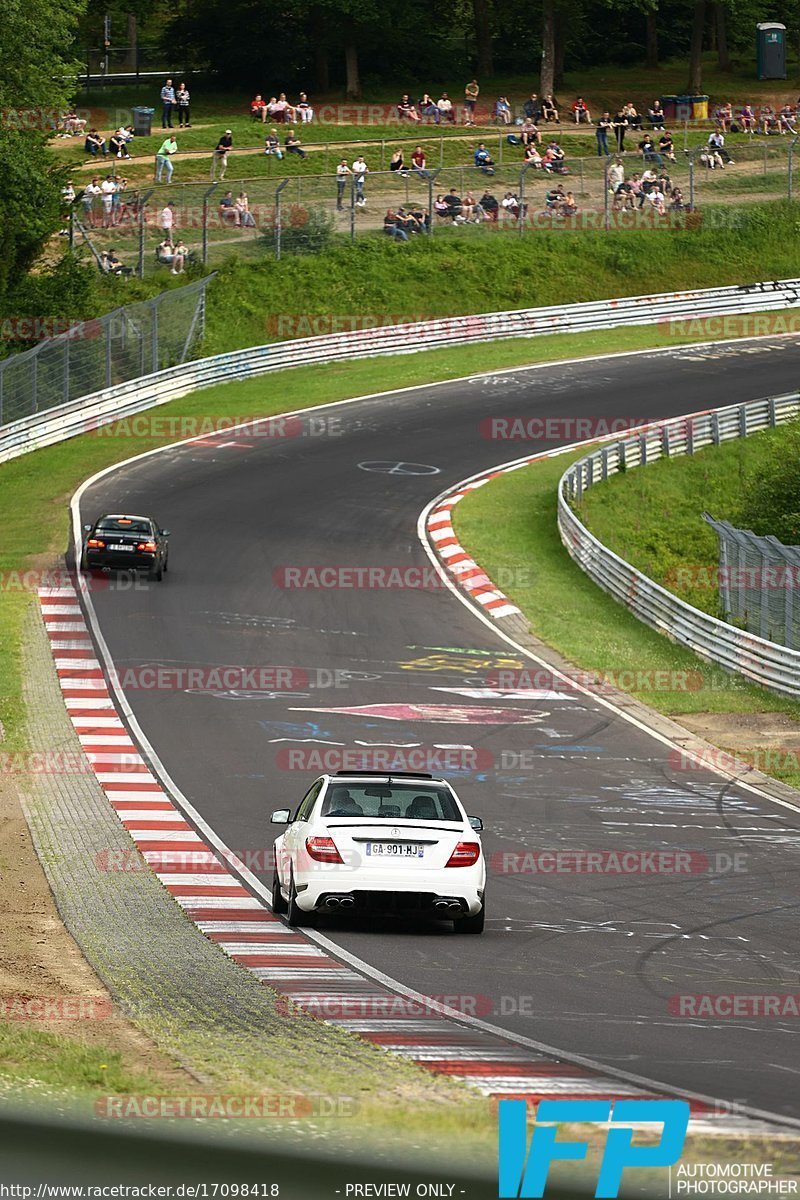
top-left (252, 95), bottom-right (268, 122)
top-left (85, 128), bottom-right (107, 157)
top-left (171, 239), bottom-right (188, 274)
top-left (211, 130), bottom-right (233, 179)
top-left (102, 249), bottom-right (132, 277)
top-left (398, 94), bottom-right (421, 122)
top-left (156, 133), bottom-right (177, 182)
top-left (352, 155), bottom-right (368, 206)
top-left (462, 189), bottom-right (485, 222)
top-left (657, 167), bottom-right (673, 195)
top-left (607, 157), bottom-right (624, 192)
top-left (779, 104), bottom-right (797, 134)
top-left (267, 96), bottom-right (286, 122)
top-left (444, 188), bottom-right (466, 222)
top-left (160, 200), bottom-right (175, 238)
top-left (708, 130), bottom-right (733, 164)
top-left (524, 142), bottom-right (543, 168)
top-left (176, 83), bottom-right (191, 128)
top-left (638, 134), bottom-right (662, 165)
top-left (501, 191), bottom-right (521, 219)
top-left (669, 186), bottom-right (685, 210)
top-left (658, 131), bottom-right (676, 162)
top-left (613, 177), bottom-right (634, 211)
top-left (647, 100), bottom-right (666, 129)
top-left (478, 190), bottom-right (499, 221)
top-left (623, 103), bottom-right (642, 130)
top-left (100, 175), bottom-right (117, 228)
top-left (411, 145), bottom-right (428, 177)
top-left (543, 140), bottom-right (567, 173)
top-left (285, 128), bottom-right (307, 159)
top-left (336, 158), bottom-right (351, 209)
top-left (612, 109), bottom-right (628, 151)
top-left (236, 192), bottom-right (256, 227)
top-left (390, 148), bottom-right (407, 175)
top-left (464, 79), bottom-right (479, 126)
top-left (161, 79), bottom-right (175, 128)
top-left (760, 105), bottom-right (778, 135)
top-left (437, 93), bottom-right (455, 124)
top-left (419, 93), bottom-right (439, 122)
top-left (495, 95), bottom-right (512, 124)
top-left (647, 186), bottom-right (666, 215)
top-left (637, 166), bottom-right (658, 205)
top-left (520, 117), bottom-right (540, 146)
top-left (715, 101), bottom-right (733, 132)
top-left (700, 146), bottom-right (723, 169)
top-left (383, 208), bottom-right (409, 240)
top-left (218, 190), bottom-right (239, 225)
top-left (156, 239), bottom-right (174, 266)
top-left (433, 194), bottom-right (450, 221)
top-left (572, 96), bottom-right (591, 124)
top-left (109, 126), bottom-right (133, 158)
top-left (60, 179), bottom-right (75, 234)
top-left (60, 111), bottom-right (87, 136)
top-left (740, 104), bottom-right (756, 132)
top-left (279, 93), bottom-right (297, 122)
top-left (596, 112), bottom-right (611, 156)
top-left (541, 95), bottom-right (559, 122)
top-left (523, 93), bottom-right (542, 122)
top-left (80, 177), bottom-right (101, 225)
top-left (264, 129), bottom-right (284, 158)
top-left (474, 143), bottom-right (495, 174)
top-left (562, 190), bottom-right (578, 215)
top-left (544, 183), bottom-right (566, 213)
top-left (296, 93), bottom-right (314, 123)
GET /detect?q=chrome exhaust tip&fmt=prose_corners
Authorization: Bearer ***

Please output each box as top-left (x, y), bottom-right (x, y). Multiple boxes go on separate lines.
top-left (325, 896), bottom-right (341, 908)
top-left (339, 897), bottom-right (355, 909)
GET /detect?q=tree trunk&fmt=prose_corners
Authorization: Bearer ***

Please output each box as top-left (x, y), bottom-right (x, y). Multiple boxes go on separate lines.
top-left (715, 2), bottom-right (731, 70)
top-left (472, 0), bottom-right (494, 76)
top-left (344, 38), bottom-right (360, 98)
top-left (314, 42), bottom-right (329, 91)
top-left (540, 0), bottom-right (555, 98)
top-left (645, 9), bottom-right (658, 69)
top-left (554, 11), bottom-right (565, 87)
top-left (688, 0), bottom-right (706, 92)
top-left (125, 14), bottom-right (137, 69)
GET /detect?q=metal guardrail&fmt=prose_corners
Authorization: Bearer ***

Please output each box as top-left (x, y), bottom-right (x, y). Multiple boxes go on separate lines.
top-left (2, 277), bottom-right (800, 465)
top-left (558, 391), bottom-right (800, 698)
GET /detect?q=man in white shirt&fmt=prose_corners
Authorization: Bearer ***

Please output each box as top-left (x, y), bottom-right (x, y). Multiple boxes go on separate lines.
top-left (160, 201), bottom-right (175, 239)
top-left (81, 178), bottom-right (102, 226)
top-left (437, 93), bottom-right (454, 124)
top-left (100, 175), bottom-right (117, 227)
top-left (352, 156), bottom-right (368, 206)
top-left (607, 158), bottom-right (624, 193)
top-left (336, 159), bottom-right (351, 210)
top-left (296, 93), bottom-right (314, 123)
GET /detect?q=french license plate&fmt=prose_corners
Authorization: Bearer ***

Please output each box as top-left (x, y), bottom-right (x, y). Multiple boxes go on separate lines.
top-left (366, 842), bottom-right (424, 858)
top-left (108, 544), bottom-right (132, 552)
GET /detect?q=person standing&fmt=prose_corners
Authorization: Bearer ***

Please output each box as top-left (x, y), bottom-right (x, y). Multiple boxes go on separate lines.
top-left (612, 109), bottom-right (628, 152)
top-left (352, 155), bottom-right (368, 206)
top-left (596, 112), bottom-right (611, 157)
top-left (160, 201), bottom-right (175, 240)
top-left (464, 78), bottom-right (479, 126)
top-left (160, 78), bottom-right (176, 128)
top-left (176, 82), bottom-right (191, 128)
top-left (155, 133), bottom-right (177, 182)
top-left (211, 130), bottom-right (233, 180)
top-left (336, 159), bottom-right (351, 209)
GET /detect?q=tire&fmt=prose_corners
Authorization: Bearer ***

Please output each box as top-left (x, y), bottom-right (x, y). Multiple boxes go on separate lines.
top-left (271, 869), bottom-right (287, 915)
top-left (287, 872), bottom-right (312, 927)
top-left (163, 551), bottom-right (169, 574)
top-left (455, 902), bottom-right (485, 934)
top-left (149, 559), bottom-right (163, 582)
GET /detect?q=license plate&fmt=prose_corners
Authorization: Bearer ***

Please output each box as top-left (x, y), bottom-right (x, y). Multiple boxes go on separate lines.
top-left (366, 842), bottom-right (424, 858)
top-left (108, 544), bottom-right (132, 552)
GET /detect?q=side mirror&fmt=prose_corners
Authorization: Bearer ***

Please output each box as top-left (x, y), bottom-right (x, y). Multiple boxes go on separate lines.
top-left (83, 524), bottom-right (92, 532)
top-left (468, 815), bottom-right (483, 832)
top-left (271, 808), bottom-right (291, 824)
top-left (160, 529), bottom-right (171, 537)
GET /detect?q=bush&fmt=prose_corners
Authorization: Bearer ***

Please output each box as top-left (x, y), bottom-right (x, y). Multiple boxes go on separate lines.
top-left (736, 417), bottom-right (800, 544)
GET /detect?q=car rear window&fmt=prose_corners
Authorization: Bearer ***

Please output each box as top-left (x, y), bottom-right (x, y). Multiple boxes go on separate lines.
top-left (96, 519), bottom-right (152, 535)
top-left (320, 784), bottom-right (460, 821)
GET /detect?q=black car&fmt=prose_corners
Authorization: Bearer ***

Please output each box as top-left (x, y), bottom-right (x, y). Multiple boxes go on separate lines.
top-left (81, 514), bottom-right (169, 580)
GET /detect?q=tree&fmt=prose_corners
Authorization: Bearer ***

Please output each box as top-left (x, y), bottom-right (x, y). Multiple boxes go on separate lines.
top-left (540, 0), bottom-right (555, 96)
top-left (688, 0), bottom-right (706, 91)
top-left (473, 0), bottom-right (494, 76)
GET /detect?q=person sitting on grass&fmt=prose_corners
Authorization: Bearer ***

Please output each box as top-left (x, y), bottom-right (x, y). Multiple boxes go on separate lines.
top-left (544, 183), bottom-right (566, 213)
top-left (478, 190), bottom-right (499, 220)
top-left (437, 93), bottom-right (455, 123)
top-left (561, 189), bottom-right (578, 215)
top-left (542, 140), bottom-right (568, 173)
top-left (520, 118), bottom-right (540, 146)
top-left (433, 194), bottom-right (450, 221)
top-left (236, 191), bottom-right (257, 227)
top-left (760, 104), bottom-right (777, 134)
top-left (396, 206), bottom-right (423, 234)
top-left (646, 186), bottom-right (666, 216)
top-left (647, 100), bottom-right (666, 129)
top-left (171, 239), bottom-right (188, 273)
top-left (658, 131), bottom-right (676, 161)
top-left (397, 94), bottom-right (421, 122)
top-left (779, 104), bottom-right (797, 134)
top-left (156, 239), bottom-right (174, 266)
top-left (85, 128), bottom-right (107, 156)
top-left (264, 129), bottom-right (283, 158)
top-left (623, 102), bottom-right (642, 129)
top-left (252, 94), bottom-right (268, 121)
top-left (296, 93), bottom-right (314, 123)
top-left (218, 190), bottom-right (240, 225)
top-left (110, 126), bottom-right (134, 158)
top-left (708, 130), bottom-right (733, 164)
top-left (669, 186), bottom-right (685, 210)
top-left (390, 148), bottom-right (407, 175)
top-left (740, 104), bottom-right (756, 132)
top-left (571, 96), bottom-right (591, 124)
top-left (411, 145), bottom-right (428, 176)
top-left (524, 142), bottom-right (543, 168)
top-left (444, 188), bottom-right (466, 222)
top-left (418, 93), bottom-right (439, 122)
top-left (285, 128), bottom-right (307, 158)
top-left (462, 189), bottom-right (485, 222)
top-left (102, 249), bottom-right (132, 276)
top-left (474, 143), bottom-right (495, 174)
top-left (383, 208), bottom-right (409, 240)
top-left (715, 101), bottom-right (733, 131)
top-left (501, 191), bottom-right (521, 219)
top-left (494, 95), bottom-right (513, 124)
top-left (61, 111), bottom-right (87, 136)
top-left (541, 95), bottom-right (559, 122)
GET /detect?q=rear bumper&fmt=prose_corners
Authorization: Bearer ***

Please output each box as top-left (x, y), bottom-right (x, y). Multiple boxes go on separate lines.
top-left (84, 551), bottom-right (156, 571)
top-left (295, 866), bottom-right (485, 915)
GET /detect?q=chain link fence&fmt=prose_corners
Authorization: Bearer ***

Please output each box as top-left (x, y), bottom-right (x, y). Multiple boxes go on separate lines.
top-left (0, 277), bottom-right (212, 428)
top-left (703, 514), bottom-right (800, 649)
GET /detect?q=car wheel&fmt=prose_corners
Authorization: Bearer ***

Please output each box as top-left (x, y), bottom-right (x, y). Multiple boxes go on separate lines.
top-left (271, 869), bottom-right (288, 915)
top-left (455, 902), bottom-right (485, 934)
top-left (287, 872), bottom-right (312, 927)
top-left (163, 552), bottom-right (169, 574)
top-left (149, 560), bottom-right (163, 582)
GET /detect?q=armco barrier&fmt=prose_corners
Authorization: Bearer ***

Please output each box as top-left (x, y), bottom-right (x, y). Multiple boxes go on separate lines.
top-left (558, 391), bottom-right (800, 698)
top-left (2, 277), bottom-right (800, 464)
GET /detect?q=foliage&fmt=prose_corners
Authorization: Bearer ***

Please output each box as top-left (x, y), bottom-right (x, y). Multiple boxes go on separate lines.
top-left (737, 418), bottom-right (800, 544)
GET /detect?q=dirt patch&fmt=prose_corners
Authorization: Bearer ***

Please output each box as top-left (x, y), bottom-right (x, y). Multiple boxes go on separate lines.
top-left (677, 710), bottom-right (800, 754)
top-left (0, 771), bottom-right (191, 1086)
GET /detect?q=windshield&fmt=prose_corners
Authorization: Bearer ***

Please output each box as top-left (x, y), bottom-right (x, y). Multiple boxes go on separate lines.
top-left (96, 519), bottom-right (152, 535)
top-left (320, 783), bottom-right (461, 821)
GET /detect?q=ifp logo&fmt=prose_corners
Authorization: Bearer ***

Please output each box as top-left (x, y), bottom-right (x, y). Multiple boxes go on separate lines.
top-left (498, 1099), bottom-right (690, 1198)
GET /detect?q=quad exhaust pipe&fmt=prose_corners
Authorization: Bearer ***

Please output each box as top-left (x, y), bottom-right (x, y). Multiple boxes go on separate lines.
top-left (433, 899), bottom-right (462, 912)
top-left (323, 895), bottom-right (355, 910)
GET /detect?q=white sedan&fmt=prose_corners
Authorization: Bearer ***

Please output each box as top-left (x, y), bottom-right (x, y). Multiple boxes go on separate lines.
top-left (270, 772), bottom-right (486, 933)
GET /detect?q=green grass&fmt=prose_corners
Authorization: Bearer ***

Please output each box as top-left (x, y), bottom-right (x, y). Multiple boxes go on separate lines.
top-left (452, 447), bottom-right (800, 788)
top-left (0, 1022), bottom-right (161, 1094)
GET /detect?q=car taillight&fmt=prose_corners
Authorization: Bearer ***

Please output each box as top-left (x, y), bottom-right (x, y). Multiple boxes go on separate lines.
top-left (445, 841), bottom-right (481, 867)
top-left (87, 538), bottom-right (104, 548)
top-left (136, 541), bottom-right (157, 552)
top-left (306, 836), bottom-right (343, 864)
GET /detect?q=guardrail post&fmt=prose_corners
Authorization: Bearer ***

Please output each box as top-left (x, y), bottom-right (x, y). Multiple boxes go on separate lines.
top-left (785, 559), bottom-right (795, 647)
top-left (686, 418), bottom-right (694, 454)
top-left (137, 187), bottom-right (155, 280)
top-left (618, 440), bottom-right (626, 470)
top-left (738, 405), bottom-right (748, 438)
top-left (274, 178), bottom-right (289, 260)
top-left (711, 412), bottom-right (720, 444)
top-left (64, 332), bottom-right (70, 403)
top-left (105, 315), bottom-right (112, 388)
top-left (601, 447), bottom-right (608, 479)
top-left (639, 432), bottom-right (647, 464)
top-left (428, 169), bottom-right (440, 239)
top-left (760, 551), bottom-right (770, 640)
top-left (202, 182), bottom-right (218, 265)
top-left (151, 294), bottom-right (160, 373)
top-left (769, 396), bottom-right (777, 426)
top-left (661, 425), bottom-right (670, 457)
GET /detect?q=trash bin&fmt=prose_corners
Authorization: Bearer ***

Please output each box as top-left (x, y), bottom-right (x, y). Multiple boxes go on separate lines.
top-left (676, 95), bottom-right (692, 121)
top-left (132, 106), bottom-right (154, 137)
top-left (660, 95), bottom-right (678, 121)
top-left (691, 94), bottom-right (709, 120)
top-left (757, 22), bottom-right (787, 79)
